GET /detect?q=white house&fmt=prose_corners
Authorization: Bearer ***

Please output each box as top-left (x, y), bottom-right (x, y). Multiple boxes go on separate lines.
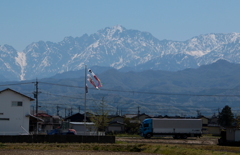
top-left (0, 88), bottom-right (34, 135)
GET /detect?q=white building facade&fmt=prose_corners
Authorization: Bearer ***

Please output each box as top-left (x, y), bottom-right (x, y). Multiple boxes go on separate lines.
top-left (70, 122), bottom-right (105, 135)
top-left (0, 88), bottom-right (34, 135)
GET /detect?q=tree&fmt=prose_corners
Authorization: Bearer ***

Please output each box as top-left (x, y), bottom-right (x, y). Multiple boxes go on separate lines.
top-left (236, 114), bottom-right (240, 128)
top-left (218, 105), bottom-right (234, 127)
top-left (124, 118), bottom-right (140, 134)
top-left (90, 97), bottom-right (112, 133)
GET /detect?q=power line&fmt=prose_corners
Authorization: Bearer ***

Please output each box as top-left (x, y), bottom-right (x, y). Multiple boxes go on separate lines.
top-left (37, 100), bottom-right (236, 112)
top-left (1, 81), bottom-right (239, 114)
top-left (39, 91), bottom-right (142, 105)
top-left (38, 97), bottom-right (237, 109)
top-left (36, 105), bottom-right (220, 116)
top-left (37, 95), bottom-right (240, 115)
top-left (0, 82), bottom-right (34, 87)
top-left (0, 81), bottom-right (240, 97)
top-left (1, 81), bottom-right (240, 98)
top-left (38, 81), bottom-right (240, 97)
top-left (40, 82), bottom-right (83, 88)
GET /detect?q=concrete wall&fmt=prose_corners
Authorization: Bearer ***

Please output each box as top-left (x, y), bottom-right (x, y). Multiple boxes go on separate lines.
top-left (0, 90), bottom-right (31, 135)
top-left (0, 135), bottom-right (115, 143)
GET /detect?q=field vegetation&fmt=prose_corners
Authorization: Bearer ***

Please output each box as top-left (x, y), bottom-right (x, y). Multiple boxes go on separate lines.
top-left (1, 135), bottom-right (240, 155)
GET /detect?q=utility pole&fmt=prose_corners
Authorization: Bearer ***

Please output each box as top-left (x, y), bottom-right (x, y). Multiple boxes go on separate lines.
top-left (68, 108), bottom-right (71, 116)
top-left (33, 79), bottom-right (41, 134)
top-left (57, 105), bottom-right (59, 116)
top-left (138, 106), bottom-right (140, 121)
top-left (116, 106), bottom-right (118, 115)
top-left (65, 108), bottom-right (67, 118)
top-left (33, 79), bottom-right (39, 115)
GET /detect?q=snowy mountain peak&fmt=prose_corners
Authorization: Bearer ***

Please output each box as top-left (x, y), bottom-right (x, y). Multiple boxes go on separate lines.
top-left (112, 25), bottom-right (125, 33)
top-left (0, 44), bottom-right (17, 54)
top-left (1, 26), bottom-right (240, 81)
top-left (97, 25), bottom-right (126, 39)
top-left (63, 36), bottom-right (75, 43)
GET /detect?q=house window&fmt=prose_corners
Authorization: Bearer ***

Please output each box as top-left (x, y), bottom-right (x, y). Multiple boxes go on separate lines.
top-left (12, 101), bottom-right (23, 106)
top-left (0, 118), bottom-right (9, 121)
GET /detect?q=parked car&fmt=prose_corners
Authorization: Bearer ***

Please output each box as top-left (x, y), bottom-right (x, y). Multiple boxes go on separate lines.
top-left (47, 129), bottom-right (76, 135)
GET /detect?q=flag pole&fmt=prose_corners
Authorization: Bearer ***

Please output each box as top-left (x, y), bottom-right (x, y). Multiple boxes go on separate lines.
top-left (84, 65), bottom-right (87, 135)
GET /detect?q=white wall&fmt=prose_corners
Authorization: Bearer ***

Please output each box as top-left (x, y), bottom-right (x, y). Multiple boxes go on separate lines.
top-left (69, 122), bottom-right (103, 135)
top-left (71, 124), bottom-right (97, 132)
top-left (0, 90), bottom-right (31, 135)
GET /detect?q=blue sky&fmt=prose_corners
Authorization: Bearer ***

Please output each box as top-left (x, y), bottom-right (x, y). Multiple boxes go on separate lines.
top-left (1, 0), bottom-right (240, 51)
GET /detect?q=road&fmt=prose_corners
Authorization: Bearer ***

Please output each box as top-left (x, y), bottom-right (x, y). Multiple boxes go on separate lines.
top-left (116, 136), bottom-right (219, 145)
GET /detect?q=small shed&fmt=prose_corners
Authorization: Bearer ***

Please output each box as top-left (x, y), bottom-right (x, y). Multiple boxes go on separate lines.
top-left (226, 128), bottom-right (240, 142)
top-left (69, 122), bottom-right (100, 135)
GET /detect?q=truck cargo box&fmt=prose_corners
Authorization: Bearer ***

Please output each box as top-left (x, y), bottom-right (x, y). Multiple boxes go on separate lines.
top-left (140, 118), bottom-right (202, 139)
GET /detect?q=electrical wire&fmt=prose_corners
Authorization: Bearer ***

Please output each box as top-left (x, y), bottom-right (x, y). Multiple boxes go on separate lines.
top-left (1, 81), bottom-right (240, 116)
top-left (0, 82), bottom-right (34, 87)
top-left (38, 81), bottom-right (240, 97)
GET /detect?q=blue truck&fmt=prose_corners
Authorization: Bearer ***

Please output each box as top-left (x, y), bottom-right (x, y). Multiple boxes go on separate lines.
top-left (140, 118), bottom-right (202, 139)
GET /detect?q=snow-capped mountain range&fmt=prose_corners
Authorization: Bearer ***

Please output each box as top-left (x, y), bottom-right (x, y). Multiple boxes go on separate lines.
top-left (1, 25), bottom-right (240, 81)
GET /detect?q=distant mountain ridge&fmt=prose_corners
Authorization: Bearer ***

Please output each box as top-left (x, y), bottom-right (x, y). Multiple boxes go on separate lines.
top-left (2, 59), bottom-right (240, 116)
top-left (1, 25), bottom-right (240, 81)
